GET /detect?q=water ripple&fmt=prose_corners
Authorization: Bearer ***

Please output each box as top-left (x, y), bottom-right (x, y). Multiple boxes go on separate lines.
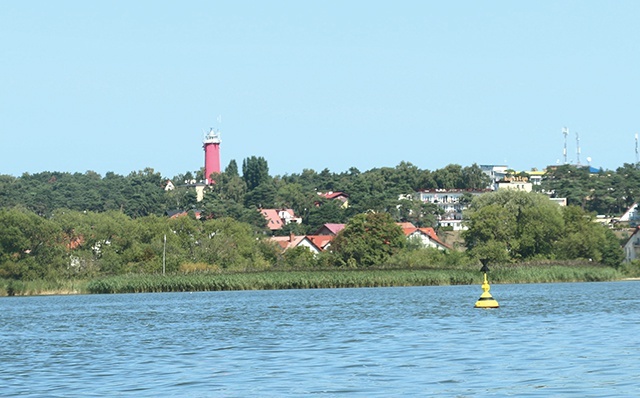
top-left (1, 282), bottom-right (639, 396)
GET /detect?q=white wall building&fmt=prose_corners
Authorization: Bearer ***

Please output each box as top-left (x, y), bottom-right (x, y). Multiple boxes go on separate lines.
top-left (480, 165), bottom-right (508, 190)
top-left (624, 227), bottom-right (640, 263)
top-left (496, 177), bottom-right (533, 192)
top-left (416, 189), bottom-right (487, 231)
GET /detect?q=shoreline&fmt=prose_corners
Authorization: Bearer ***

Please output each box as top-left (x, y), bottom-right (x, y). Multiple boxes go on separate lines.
top-left (2, 266), bottom-right (636, 296)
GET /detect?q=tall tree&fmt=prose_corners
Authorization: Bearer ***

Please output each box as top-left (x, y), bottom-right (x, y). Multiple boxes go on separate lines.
top-left (242, 156), bottom-right (270, 190)
top-left (225, 159), bottom-right (239, 177)
top-left (330, 212), bottom-right (405, 267)
top-left (432, 164), bottom-right (464, 189)
top-left (553, 206), bottom-right (623, 265)
top-left (462, 163), bottom-right (491, 189)
top-left (463, 190), bottom-right (564, 262)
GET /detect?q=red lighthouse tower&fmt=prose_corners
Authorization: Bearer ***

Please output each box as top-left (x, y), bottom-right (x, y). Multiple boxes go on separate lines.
top-left (203, 128), bottom-right (221, 184)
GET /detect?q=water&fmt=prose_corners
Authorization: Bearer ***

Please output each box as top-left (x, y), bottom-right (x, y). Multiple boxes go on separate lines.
top-left (1, 281), bottom-right (639, 397)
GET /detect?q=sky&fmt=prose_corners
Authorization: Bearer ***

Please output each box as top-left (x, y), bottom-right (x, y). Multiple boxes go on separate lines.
top-left (2, 1), bottom-right (640, 179)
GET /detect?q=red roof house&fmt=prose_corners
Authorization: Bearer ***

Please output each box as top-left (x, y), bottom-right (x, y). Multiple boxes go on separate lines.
top-left (317, 191), bottom-right (349, 207)
top-left (306, 235), bottom-right (335, 251)
top-left (402, 227), bottom-right (451, 251)
top-left (260, 209), bottom-right (285, 230)
top-left (314, 223), bottom-right (346, 236)
top-left (270, 234), bottom-right (323, 254)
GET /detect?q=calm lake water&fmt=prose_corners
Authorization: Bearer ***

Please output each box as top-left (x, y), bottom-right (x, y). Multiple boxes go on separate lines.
top-left (1, 281), bottom-right (639, 397)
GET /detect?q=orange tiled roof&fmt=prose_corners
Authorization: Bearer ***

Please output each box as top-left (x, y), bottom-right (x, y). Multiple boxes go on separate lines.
top-left (403, 227), bottom-right (451, 249)
top-left (261, 209), bottom-right (284, 230)
top-left (319, 191), bottom-right (349, 200)
top-left (306, 235), bottom-right (334, 250)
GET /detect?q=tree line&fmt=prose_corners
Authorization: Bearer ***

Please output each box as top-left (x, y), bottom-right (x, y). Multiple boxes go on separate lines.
top-left (4, 161), bottom-right (640, 225)
top-left (1, 159), bottom-right (637, 281)
top-left (0, 160), bottom-right (492, 233)
top-left (0, 189), bottom-right (626, 282)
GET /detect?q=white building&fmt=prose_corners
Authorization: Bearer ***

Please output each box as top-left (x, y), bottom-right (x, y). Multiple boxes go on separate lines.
top-left (619, 203), bottom-right (640, 227)
top-left (496, 177), bottom-right (533, 192)
top-left (480, 165), bottom-right (508, 190)
top-left (416, 189), bottom-right (488, 231)
top-left (623, 227), bottom-right (640, 263)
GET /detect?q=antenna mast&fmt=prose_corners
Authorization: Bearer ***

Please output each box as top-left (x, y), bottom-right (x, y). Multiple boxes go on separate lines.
top-left (562, 127), bottom-right (569, 164)
top-left (636, 133), bottom-right (639, 165)
top-left (575, 132), bottom-right (581, 166)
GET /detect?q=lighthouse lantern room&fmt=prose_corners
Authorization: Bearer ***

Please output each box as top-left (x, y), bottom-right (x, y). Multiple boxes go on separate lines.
top-left (203, 128), bottom-right (221, 184)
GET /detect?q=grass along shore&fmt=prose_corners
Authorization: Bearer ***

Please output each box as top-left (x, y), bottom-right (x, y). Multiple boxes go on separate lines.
top-left (0, 263), bottom-right (633, 296)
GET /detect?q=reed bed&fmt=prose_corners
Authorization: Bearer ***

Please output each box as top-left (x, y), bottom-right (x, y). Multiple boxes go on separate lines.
top-left (490, 265), bottom-right (622, 284)
top-left (0, 264), bottom-right (624, 296)
top-left (85, 265), bottom-right (623, 294)
top-left (0, 278), bottom-right (88, 296)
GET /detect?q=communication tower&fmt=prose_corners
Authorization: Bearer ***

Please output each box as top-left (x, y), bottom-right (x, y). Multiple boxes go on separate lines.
top-left (575, 132), bottom-right (581, 166)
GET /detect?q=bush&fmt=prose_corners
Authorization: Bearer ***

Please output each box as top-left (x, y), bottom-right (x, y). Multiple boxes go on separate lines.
top-left (179, 262), bottom-right (221, 273)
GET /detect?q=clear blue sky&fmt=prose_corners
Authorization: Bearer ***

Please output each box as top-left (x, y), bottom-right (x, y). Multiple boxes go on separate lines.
top-left (2, 1), bottom-right (640, 179)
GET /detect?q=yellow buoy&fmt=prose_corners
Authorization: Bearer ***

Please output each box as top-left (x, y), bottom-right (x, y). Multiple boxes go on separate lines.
top-left (475, 262), bottom-right (499, 309)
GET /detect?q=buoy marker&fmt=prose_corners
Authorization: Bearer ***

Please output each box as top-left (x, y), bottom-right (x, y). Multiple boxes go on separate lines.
top-left (475, 260), bottom-right (499, 309)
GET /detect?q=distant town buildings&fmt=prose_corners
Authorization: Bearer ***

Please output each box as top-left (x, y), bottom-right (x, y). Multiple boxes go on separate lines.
top-left (416, 189), bottom-right (488, 231)
top-left (269, 222), bottom-right (450, 255)
top-left (317, 191), bottom-right (349, 208)
top-left (496, 176), bottom-right (533, 192)
top-left (260, 208), bottom-right (302, 231)
top-left (624, 226), bottom-right (640, 263)
top-left (480, 164), bottom-right (508, 190)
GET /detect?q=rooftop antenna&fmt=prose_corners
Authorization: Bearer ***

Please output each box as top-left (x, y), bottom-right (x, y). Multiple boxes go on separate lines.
top-left (562, 127), bottom-right (569, 164)
top-left (636, 133), bottom-right (639, 166)
top-left (575, 131), bottom-right (581, 166)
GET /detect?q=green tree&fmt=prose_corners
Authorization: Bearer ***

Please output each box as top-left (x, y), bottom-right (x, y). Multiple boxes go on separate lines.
top-left (225, 159), bottom-right (239, 177)
top-left (462, 163), bottom-right (491, 189)
top-left (0, 207), bottom-right (65, 279)
top-left (196, 217), bottom-right (276, 270)
top-left (391, 198), bottom-right (440, 228)
top-left (281, 246), bottom-right (318, 268)
top-left (244, 182), bottom-right (277, 209)
top-left (330, 212), bottom-right (406, 267)
top-left (463, 190), bottom-right (564, 262)
top-left (242, 156), bottom-right (270, 190)
top-left (305, 199), bottom-right (347, 233)
top-left (554, 206), bottom-right (623, 266)
top-left (275, 183), bottom-right (315, 216)
top-left (432, 164), bottom-right (464, 189)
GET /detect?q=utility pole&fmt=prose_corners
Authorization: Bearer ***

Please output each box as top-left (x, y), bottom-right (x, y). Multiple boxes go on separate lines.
top-left (163, 234), bottom-right (166, 276)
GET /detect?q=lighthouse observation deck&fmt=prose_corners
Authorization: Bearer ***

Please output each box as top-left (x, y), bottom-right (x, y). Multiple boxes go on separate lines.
top-left (203, 128), bottom-right (221, 144)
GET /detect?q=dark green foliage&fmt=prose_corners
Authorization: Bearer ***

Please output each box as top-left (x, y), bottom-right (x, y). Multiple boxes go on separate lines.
top-left (304, 199), bottom-right (348, 233)
top-left (553, 206), bottom-right (625, 265)
top-left (330, 212), bottom-right (406, 267)
top-left (0, 169), bottom-right (169, 218)
top-left (0, 207), bottom-right (279, 280)
top-left (463, 190), bottom-right (625, 266)
top-left (0, 207), bottom-right (66, 279)
top-left (244, 182), bottom-right (277, 209)
top-left (225, 159), bottom-right (239, 177)
top-left (540, 163), bottom-right (638, 215)
top-left (242, 156), bottom-right (270, 190)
